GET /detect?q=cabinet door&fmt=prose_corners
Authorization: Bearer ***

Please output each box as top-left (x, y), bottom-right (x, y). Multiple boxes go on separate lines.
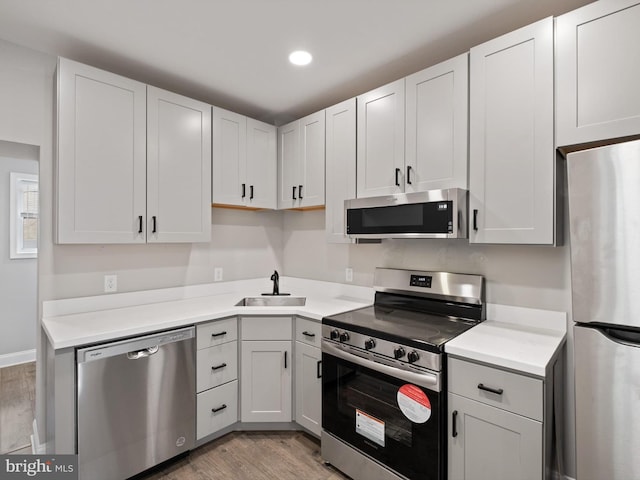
top-left (295, 341), bottom-right (321, 436)
top-left (277, 120), bottom-right (300, 208)
top-left (325, 98), bottom-right (356, 243)
top-left (448, 393), bottom-right (542, 480)
top-left (246, 118), bottom-right (277, 209)
top-left (406, 53), bottom-right (468, 192)
top-left (357, 79), bottom-right (405, 198)
top-left (298, 110), bottom-right (325, 208)
top-left (147, 86), bottom-right (212, 242)
top-left (240, 340), bottom-right (292, 422)
top-left (56, 58), bottom-right (147, 243)
top-left (469, 17), bottom-right (554, 244)
top-left (556, 0), bottom-right (640, 146)
top-left (212, 107), bottom-right (247, 206)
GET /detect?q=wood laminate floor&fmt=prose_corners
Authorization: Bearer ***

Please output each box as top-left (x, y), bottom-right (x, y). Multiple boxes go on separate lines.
top-left (138, 431), bottom-right (350, 480)
top-left (0, 362), bottom-right (35, 454)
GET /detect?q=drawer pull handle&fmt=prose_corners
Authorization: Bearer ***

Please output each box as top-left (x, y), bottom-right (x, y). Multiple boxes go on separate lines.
top-left (211, 331), bottom-right (227, 338)
top-left (478, 383), bottom-right (504, 395)
top-left (452, 410), bottom-right (458, 437)
top-left (302, 331), bottom-right (316, 338)
top-left (211, 404), bottom-right (227, 413)
top-left (211, 363), bottom-right (227, 371)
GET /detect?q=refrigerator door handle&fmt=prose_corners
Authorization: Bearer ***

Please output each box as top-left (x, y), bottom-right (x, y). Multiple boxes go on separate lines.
top-left (598, 325), bottom-right (640, 347)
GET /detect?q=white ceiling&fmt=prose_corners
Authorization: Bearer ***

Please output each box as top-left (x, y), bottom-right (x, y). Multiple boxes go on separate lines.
top-left (0, 0), bottom-right (592, 125)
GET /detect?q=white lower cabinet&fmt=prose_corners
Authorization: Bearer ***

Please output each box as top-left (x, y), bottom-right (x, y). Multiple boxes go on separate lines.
top-left (240, 317), bottom-right (292, 422)
top-left (196, 318), bottom-right (239, 440)
top-left (448, 358), bottom-right (545, 480)
top-left (294, 317), bottom-right (322, 436)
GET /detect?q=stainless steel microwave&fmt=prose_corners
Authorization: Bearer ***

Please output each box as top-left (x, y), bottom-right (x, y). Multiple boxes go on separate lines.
top-left (345, 188), bottom-right (468, 239)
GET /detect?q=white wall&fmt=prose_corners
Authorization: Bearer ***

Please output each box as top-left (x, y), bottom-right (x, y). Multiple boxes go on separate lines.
top-left (0, 151), bottom-right (38, 360)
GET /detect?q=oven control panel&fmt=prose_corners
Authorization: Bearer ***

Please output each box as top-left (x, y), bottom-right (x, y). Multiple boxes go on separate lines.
top-left (410, 274), bottom-right (432, 288)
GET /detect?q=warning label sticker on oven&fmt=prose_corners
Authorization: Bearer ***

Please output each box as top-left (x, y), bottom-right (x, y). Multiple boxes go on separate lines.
top-left (355, 409), bottom-right (385, 447)
top-left (397, 384), bottom-right (432, 423)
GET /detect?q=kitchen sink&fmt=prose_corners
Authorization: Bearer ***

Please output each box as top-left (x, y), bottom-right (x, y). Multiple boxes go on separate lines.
top-left (235, 296), bottom-right (306, 307)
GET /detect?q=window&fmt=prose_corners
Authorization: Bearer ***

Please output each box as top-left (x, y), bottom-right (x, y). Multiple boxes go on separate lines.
top-left (10, 172), bottom-right (38, 259)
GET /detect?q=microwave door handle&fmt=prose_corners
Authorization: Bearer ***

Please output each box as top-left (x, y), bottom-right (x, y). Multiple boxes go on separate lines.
top-left (322, 340), bottom-right (439, 391)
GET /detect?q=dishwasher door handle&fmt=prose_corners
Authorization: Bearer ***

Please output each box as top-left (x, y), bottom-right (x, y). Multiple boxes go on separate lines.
top-left (127, 345), bottom-right (159, 360)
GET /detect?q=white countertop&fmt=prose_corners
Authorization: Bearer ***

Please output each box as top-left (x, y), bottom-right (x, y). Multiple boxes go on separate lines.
top-left (445, 303), bottom-right (567, 377)
top-left (42, 277), bottom-right (374, 349)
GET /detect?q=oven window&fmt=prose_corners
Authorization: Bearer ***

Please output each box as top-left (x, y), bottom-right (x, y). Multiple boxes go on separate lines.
top-left (323, 352), bottom-right (443, 480)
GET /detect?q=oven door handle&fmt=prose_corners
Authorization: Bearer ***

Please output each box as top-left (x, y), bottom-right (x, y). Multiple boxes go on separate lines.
top-left (322, 340), bottom-right (440, 391)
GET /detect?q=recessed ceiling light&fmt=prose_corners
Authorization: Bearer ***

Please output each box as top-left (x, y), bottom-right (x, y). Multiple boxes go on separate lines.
top-left (289, 50), bottom-right (313, 66)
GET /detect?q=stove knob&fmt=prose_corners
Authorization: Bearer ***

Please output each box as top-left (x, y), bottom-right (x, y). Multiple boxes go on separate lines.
top-left (393, 347), bottom-right (406, 359)
top-left (330, 329), bottom-right (340, 340)
top-left (407, 351), bottom-right (420, 363)
top-left (339, 332), bottom-right (350, 342)
top-left (364, 338), bottom-right (376, 350)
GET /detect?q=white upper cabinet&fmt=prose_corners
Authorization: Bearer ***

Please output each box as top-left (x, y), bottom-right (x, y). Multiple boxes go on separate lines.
top-left (212, 107), bottom-right (247, 206)
top-left (405, 53), bottom-right (469, 192)
top-left (56, 57), bottom-right (147, 243)
top-left (212, 108), bottom-right (276, 209)
top-left (325, 98), bottom-right (356, 243)
top-left (147, 86), bottom-right (211, 243)
top-left (469, 17), bottom-right (555, 245)
top-left (56, 58), bottom-right (211, 244)
top-left (357, 79), bottom-right (405, 198)
top-left (277, 110), bottom-right (325, 209)
top-left (556, 0), bottom-right (640, 146)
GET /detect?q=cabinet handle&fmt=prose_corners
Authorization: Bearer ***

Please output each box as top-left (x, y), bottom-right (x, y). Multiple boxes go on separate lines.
top-left (316, 360), bottom-right (322, 379)
top-left (242, 183), bottom-right (246, 198)
top-left (138, 215), bottom-right (143, 234)
top-left (299, 185), bottom-right (303, 199)
top-left (250, 185), bottom-right (254, 200)
top-left (452, 410), bottom-right (458, 437)
top-left (284, 350), bottom-right (288, 369)
top-left (152, 216), bottom-right (157, 234)
top-left (211, 331), bottom-right (227, 338)
top-left (477, 383), bottom-right (504, 395)
top-left (211, 404), bottom-right (227, 413)
top-left (473, 209), bottom-right (478, 231)
top-left (406, 165), bottom-right (413, 185)
top-left (302, 331), bottom-right (316, 338)
top-left (395, 168), bottom-right (401, 187)
top-left (292, 186), bottom-right (297, 200)
top-left (211, 363), bottom-right (227, 371)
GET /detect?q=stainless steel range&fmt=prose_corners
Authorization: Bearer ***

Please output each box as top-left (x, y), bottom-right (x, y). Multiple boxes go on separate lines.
top-left (321, 268), bottom-right (485, 480)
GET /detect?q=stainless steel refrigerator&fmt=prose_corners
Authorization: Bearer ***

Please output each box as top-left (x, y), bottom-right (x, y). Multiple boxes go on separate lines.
top-left (567, 139), bottom-right (640, 480)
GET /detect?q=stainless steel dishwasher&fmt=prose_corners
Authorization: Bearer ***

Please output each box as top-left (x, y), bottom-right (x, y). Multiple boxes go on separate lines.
top-left (77, 326), bottom-right (195, 480)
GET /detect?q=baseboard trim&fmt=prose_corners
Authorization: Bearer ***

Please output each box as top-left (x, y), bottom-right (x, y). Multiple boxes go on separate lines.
top-left (0, 349), bottom-right (35, 368)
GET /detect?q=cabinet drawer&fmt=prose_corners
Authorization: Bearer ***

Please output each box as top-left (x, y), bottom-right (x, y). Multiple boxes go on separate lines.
top-left (295, 317), bottom-right (321, 347)
top-left (196, 341), bottom-right (238, 392)
top-left (196, 380), bottom-right (238, 440)
top-left (448, 358), bottom-right (543, 421)
top-left (197, 317), bottom-right (237, 350)
top-left (241, 316), bottom-right (292, 340)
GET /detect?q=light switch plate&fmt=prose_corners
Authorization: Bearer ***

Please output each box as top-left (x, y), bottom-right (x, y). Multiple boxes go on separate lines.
top-left (104, 274), bottom-right (117, 293)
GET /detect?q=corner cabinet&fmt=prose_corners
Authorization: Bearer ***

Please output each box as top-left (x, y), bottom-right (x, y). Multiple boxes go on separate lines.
top-left (55, 58), bottom-right (211, 244)
top-left (211, 107), bottom-right (276, 209)
top-left (240, 317), bottom-right (292, 422)
top-left (448, 358), bottom-right (546, 480)
top-left (325, 98), bottom-right (356, 243)
top-left (469, 17), bottom-right (555, 245)
top-left (277, 111), bottom-right (325, 209)
top-left (356, 79), bottom-right (405, 198)
top-left (405, 53), bottom-right (469, 192)
top-left (294, 318), bottom-right (322, 436)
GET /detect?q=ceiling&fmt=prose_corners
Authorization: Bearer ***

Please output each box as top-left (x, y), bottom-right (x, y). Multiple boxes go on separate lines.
top-left (0, 0), bottom-right (592, 125)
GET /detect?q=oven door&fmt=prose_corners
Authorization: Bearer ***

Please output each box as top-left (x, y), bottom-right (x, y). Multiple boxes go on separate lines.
top-left (322, 341), bottom-right (444, 480)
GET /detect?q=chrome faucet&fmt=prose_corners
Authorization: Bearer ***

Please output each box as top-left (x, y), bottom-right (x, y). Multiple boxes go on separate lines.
top-left (270, 270), bottom-right (280, 295)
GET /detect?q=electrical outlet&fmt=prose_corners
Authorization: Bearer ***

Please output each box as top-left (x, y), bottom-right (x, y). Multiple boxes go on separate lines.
top-left (214, 267), bottom-right (223, 282)
top-left (104, 274), bottom-right (118, 293)
top-left (345, 267), bottom-right (353, 283)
